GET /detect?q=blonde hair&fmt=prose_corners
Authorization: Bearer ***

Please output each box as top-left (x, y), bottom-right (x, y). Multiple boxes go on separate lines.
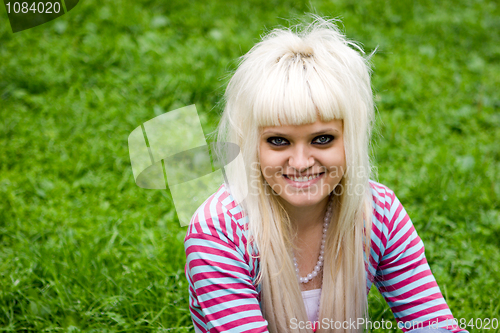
top-left (216, 16), bottom-right (374, 333)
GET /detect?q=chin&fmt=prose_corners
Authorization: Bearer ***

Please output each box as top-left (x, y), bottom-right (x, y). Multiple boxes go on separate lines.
top-left (279, 192), bottom-right (328, 208)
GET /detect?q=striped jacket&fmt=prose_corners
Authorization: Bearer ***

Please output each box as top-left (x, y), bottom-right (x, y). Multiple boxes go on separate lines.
top-left (184, 180), bottom-right (467, 333)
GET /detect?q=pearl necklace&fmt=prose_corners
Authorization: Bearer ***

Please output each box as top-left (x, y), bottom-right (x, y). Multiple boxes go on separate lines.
top-left (293, 197), bottom-right (333, 284)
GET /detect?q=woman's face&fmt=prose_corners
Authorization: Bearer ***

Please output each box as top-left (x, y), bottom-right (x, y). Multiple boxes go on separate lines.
top-left (259, 118), bottom-right (346, 208)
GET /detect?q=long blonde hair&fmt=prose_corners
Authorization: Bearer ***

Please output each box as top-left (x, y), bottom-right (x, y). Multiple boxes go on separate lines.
top-left (216, 16), bottom-right (375, 333)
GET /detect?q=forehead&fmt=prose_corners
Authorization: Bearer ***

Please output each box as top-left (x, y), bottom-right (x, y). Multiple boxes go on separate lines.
top-left (260, 118), bottom-right (343, 136)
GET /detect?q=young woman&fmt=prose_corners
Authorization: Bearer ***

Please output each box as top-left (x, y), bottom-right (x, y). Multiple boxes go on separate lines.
top-left (184, 17), bottom-right (466, 333)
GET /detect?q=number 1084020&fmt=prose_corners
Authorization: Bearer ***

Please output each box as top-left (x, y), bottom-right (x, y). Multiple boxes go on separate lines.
top-left (5, 2), bottom-right (61, 14)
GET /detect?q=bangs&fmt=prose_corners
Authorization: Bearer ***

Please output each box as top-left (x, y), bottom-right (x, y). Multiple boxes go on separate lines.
top-left (251, 53), bottom-right (347, 127)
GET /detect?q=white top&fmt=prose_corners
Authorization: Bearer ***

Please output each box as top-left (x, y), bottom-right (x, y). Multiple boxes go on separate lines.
top-left (302, 288), bottom-right (321, 323)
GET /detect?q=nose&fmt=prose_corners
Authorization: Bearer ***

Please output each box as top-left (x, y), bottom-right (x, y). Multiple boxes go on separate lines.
top-left (288, 145), bottom-right (314, 173)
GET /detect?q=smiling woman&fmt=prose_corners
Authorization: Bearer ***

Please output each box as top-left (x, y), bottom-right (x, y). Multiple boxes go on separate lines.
top-left (259, 119), bottom-right (346, 208)
top-left (183, 16), bottom-right (467, 333)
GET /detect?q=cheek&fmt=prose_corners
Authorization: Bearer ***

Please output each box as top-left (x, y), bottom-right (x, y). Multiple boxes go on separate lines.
top-left (324, 149), bottom-right (346, 176)
top-left (259, 151), bottom-right (284, 180)
top-left (258, 145), bottom-right (267, 177)
top-left (259, 149), bottom-right (274, 179)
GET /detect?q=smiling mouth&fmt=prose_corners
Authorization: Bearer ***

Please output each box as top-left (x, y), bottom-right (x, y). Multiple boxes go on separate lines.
top-left (283, 172), bottom-right (325, 182)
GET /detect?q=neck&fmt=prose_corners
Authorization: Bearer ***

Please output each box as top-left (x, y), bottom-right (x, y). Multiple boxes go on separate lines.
top-left (281, 196), bottom-right (331, 233)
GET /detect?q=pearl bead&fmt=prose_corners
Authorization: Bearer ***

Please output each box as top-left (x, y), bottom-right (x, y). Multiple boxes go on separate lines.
top-left (293, 195), bottom-right (333, 284)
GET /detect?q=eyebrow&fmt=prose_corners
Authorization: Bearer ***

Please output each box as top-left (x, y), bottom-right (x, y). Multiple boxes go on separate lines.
top-left (261, 128), bottom-right (341, 136)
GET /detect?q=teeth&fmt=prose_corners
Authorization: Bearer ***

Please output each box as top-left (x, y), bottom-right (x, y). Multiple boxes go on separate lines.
top-left (288, 174), bottom-right (320, 182)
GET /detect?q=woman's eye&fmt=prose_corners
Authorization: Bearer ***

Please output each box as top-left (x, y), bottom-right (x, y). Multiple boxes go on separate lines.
top-left (267, 137), bottom-right (289, 146)
top-left (312, 135), bottom-right (334, 144)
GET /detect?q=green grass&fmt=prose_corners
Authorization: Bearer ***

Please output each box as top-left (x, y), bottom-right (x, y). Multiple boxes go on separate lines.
top-left (1, 0), bottom-right (499, 331)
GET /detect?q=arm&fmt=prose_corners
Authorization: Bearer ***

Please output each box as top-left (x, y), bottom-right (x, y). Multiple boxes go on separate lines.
top-left (372, 185), bottom-right (466, 333)
top-left (184, 192), bottom-right (269, 333)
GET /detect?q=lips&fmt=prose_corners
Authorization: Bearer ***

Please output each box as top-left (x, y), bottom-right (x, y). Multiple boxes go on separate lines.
top-left (283, 172), bottom-right (325, 188)
top-left (284, 173), bottom-right (322, 182)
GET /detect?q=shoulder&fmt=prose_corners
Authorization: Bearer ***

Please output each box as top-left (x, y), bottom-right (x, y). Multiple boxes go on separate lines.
top-left (369, 179), bottom-right (397, 210)
top-left (184, 184), bottom-right (249, 251)
top-left (368, 180), bottom-right (417, 256)
top-left (368, 179), bottom-right (406, 228)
